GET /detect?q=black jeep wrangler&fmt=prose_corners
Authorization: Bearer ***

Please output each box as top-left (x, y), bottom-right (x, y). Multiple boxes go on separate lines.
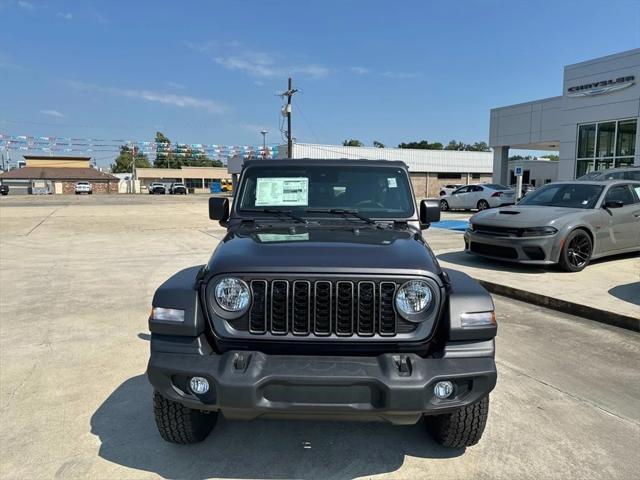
top-left (147, 159), bottom-right (497, 448)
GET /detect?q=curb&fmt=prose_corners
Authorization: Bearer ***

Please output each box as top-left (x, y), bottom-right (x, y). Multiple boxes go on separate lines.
top-left (477, 279), bottom-right (640, 332)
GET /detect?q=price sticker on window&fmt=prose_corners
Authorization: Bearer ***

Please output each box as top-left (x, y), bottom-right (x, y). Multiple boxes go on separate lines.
top-left (255, 177), bottom-right (309, 206)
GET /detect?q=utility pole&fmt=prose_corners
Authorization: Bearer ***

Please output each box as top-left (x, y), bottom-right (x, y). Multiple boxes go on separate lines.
top-left (279, 77), bottom-right (298, 158)
top-left (260, 130), bottom-right (268, 158)
top-left (131, 143), bottom-right (137, 194)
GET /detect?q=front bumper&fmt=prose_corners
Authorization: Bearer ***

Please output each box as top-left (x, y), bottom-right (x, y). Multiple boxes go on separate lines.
top-left (464, 230), bottom-right (560, 265)
top-left (147, 349), bottom-right (496, 424)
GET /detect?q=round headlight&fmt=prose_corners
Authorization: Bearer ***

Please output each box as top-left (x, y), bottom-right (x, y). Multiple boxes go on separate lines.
top-left (214, 277), bottom-right (250, 312)
top-left (395, 280), bottom-right (433, 319)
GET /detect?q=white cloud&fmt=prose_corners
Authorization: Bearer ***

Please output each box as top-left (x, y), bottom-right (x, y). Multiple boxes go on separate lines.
top-left (214, 51), bottom-right (329, 78)
top-left (57, 12), bottom-right (72, 20)
top-left (165, 81), bottom-right (186, 89)
top-left (350, 66), bottom-right (371, 75)
top-left (17, 1), bottom-right (34, 10)
top-left (380, 71), bottom-right (421, 79)
top-left (67, 81), bottom-right (228, 113)
top-left (40, 109), bottom-right (65, 118)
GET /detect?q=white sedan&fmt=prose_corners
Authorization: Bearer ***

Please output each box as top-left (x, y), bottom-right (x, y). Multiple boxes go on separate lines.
top-left (439, 184), bottom-right (515, 211)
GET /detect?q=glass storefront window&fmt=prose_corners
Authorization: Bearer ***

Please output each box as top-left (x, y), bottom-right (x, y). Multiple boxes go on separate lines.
top-left (596, 122), bottom-right (615, 158)
top-left (616, 119), bottom-right (637, 157)
top-left (577, 124), bottom-right (596, 159)
top-left (576, 160), bottom-right (594, 178)
top-left (185, 178), bottom-right (203, 189)
top-left (576, 119), bottom-right (639, 177)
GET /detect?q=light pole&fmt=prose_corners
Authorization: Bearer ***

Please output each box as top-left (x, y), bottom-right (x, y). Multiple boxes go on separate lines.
top-left (260, 130), bottom-right (268, 158)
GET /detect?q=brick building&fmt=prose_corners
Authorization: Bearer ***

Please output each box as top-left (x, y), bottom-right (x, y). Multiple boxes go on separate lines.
top-left (0, 155), bottom-right (119, 194)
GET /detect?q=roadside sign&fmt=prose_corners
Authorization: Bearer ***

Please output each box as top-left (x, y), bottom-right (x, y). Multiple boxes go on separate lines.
top-left (515, 166), bottom-right (523, 177)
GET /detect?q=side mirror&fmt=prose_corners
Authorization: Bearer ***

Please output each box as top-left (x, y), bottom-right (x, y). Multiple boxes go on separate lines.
top-left (419, 199), bottom-right (440, 229)
top-left (603, 200), bottom-right (624, 209)
top-left (209, 197), bottom-right (230, 224)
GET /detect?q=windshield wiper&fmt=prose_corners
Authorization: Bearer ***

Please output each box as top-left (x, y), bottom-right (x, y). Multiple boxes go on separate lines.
top-left (305, 208), bottom-right (381, 227)
top-left (243, 208), bottom-right (308, 224)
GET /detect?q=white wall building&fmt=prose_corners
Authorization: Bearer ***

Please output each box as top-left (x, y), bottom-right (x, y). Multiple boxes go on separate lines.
top-left (507, 159), bottom-right (559, 186)
top-left (490, 49), bottom-right (639, 183)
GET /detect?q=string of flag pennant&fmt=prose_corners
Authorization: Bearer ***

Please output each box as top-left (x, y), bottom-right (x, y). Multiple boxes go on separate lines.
top-left (0, 134), bottom-right (282, 161)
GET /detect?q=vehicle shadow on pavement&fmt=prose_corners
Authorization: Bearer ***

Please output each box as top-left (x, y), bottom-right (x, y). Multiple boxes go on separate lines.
top-left (436, 251), bottom-right (548, 274)
top-left (91, 375), bottom-right (463, 480)
top-left (608, 281), bottom-right (640, 306)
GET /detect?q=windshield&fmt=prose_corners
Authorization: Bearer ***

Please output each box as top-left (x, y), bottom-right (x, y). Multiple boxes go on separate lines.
top-left (237, 165), bottom-right (414, 218)
top-left (518, 183), bottom-right (604, 209)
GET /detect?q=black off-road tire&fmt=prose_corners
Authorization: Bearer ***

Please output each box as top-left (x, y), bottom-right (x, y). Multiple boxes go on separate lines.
top-left (425, 395), bottom-right (489, 448)
top-left (153, 392), bottom-right (218, 444)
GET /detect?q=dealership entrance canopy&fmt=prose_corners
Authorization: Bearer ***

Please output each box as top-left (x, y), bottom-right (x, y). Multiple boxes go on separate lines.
top-left (490, 48), bottom-right (639, 183)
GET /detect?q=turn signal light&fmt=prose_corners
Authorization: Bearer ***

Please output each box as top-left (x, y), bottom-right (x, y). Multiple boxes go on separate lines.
top-left (151, 307), bottom-right (185, 323)
top-left (460, 311), bottom-right (496, 327)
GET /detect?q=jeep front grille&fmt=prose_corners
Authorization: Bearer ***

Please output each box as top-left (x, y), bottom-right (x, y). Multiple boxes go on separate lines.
top-left (247, 279), bottom-right (403, 337)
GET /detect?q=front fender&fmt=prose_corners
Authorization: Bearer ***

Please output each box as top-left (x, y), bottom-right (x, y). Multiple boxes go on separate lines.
top-left (149, 265), bottom-right (206, 336)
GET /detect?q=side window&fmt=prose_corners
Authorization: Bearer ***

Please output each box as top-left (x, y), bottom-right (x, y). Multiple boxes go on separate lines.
top-left (605, 185), bottom-right (635, 205)
top-left (454, 187), bottom-right (469, 194)
top-left (630, 185), bottom-right (640, 203)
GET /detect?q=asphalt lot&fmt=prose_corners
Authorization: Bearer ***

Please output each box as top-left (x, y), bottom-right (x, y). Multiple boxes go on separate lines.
top-left (1, 195), bottom-right (639, 480)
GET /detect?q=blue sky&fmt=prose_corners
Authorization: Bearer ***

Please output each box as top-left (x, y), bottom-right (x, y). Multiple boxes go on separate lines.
top-left (1, 0), bottom-right (639, 166)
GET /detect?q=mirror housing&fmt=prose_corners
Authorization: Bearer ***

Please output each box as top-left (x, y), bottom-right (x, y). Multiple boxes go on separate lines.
top-left (209, 197), bottom-right (230, 225)
top-left (419, 199), bottom-right (440, 229)
top-left (603, 200), bottom-right (624, 209)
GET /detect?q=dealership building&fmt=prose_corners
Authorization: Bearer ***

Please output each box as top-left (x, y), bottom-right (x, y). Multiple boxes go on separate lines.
top-left (490, 48), bottom-right (639, 184)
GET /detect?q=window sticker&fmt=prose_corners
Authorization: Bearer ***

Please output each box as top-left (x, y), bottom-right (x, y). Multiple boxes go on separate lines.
top-left (387, 177), bottom-right (398, 188)
top-left (256, 233), bottom-right (310, 243)
top-left (255, 177), bottom-right (309, 206)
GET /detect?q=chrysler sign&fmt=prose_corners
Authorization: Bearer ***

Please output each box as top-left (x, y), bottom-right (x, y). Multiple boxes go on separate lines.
top-left (567, 75), bottom-right (635, 97)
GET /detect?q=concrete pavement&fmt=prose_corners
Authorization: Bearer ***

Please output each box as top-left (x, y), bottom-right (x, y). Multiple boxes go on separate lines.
top-left (1, 196), bottom-right (639, 479)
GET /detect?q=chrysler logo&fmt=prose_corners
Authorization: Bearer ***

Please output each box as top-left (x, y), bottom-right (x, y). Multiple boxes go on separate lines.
top-left (567, 75), bottom-right (635, 97)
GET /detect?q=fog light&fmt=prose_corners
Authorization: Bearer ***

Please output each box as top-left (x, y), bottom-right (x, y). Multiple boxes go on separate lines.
top-left (189, 376), bottom-right (209, 394)
top-left (434, 381), bottom-right (454, 399)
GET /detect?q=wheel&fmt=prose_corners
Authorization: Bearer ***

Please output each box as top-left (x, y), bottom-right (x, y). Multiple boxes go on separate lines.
top-left (440, 200), bottom-right (449, 211)
top-left (559, 229), bottom-right (592, 272)
top-left (153, 392), bottom-right (217, 444)
top-left (477, 200), bottom-right (490, 211)
top-left (425, 395), bottom-right (489, 448)
top-left (89, 191), bottom-right (92, 195)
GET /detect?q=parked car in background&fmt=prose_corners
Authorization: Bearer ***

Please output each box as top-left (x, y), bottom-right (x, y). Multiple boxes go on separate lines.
top-left (0, 184), bottom-right (8, 196)
top-left (170, 182), bottom-right (187, 195)
top-left (439, 184), bottom-right (464, 196)
top-left (465, 181), bottom-right (640, 272)
top-left (577, 166), bottom-right (640, 181)
top-left (509, 183), bottom-right (536, 197)
top-left (440, 184), bottom-right (515, 211)
top-left (75, 181), bottom-right (92, 195)
top-left (149, 182), bottom-right (166, 195)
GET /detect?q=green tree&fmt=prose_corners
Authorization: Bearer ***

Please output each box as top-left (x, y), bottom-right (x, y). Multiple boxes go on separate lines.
top-left (444, 140), bottom-right (466, 151)
top-left (154, 131), bottom-right (177, 168)
top-left (469, 141), bottom-right (490, 152)
top-left (343, 139), bottom-right (364, 147)
top-left (398, 140), bottom-right (443, 150)
top-left (540, 154), bottom-right (559, 161)
top-left (110, 145), bottom-right (150, 173)
top-left (373, 140), bottom-right (385, 148)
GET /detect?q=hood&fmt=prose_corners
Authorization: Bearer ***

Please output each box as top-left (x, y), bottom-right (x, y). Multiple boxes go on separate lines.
top-left (470, 205), bottom-right (585, 227)
top-left (206, 225), bottom-right (440, 275)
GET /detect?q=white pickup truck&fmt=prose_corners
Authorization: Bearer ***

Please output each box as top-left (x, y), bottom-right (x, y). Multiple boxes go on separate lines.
top-left (75, 181), bottom-right (92, 195)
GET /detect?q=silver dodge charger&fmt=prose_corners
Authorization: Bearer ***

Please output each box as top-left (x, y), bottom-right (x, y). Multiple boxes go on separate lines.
top-left (464, 180), bottom-right (640, 271)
